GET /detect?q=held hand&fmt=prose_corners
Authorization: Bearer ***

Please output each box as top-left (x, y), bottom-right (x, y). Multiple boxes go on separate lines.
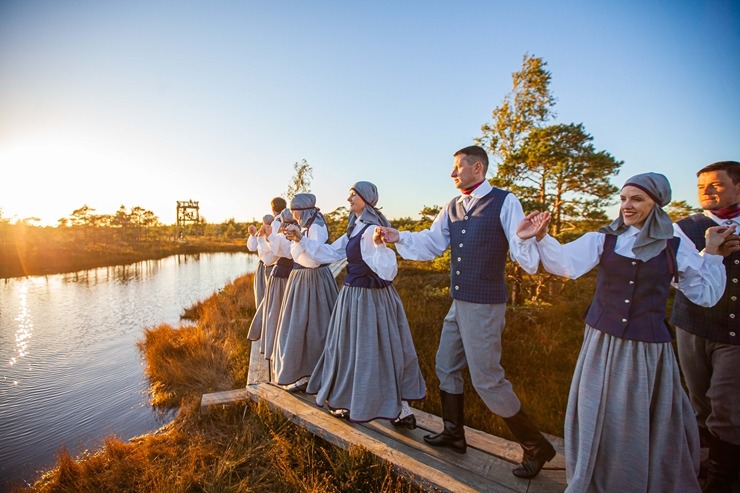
top-left (517, 211), bottom-right (551, 241)
top-left (285, 224), bottom-right (302, 242)
top-left (247, 224), bottom-right (257, 236)
top-left (373, 227), bottom-right (385, 245)
top-left (259, 223), bottom-right (272, 237)
top-left (378, 227), bottom-right (400, 244)
top-left (717, 231), bottom-right (740, 257)
top-left (705, 225), bottom-right (737, 256)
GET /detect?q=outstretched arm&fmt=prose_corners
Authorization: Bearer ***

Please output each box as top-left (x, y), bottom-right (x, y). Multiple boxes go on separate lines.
top-left (516, 211), bottom-right (551, 241)
top-left (376, 226), bottom-right (400, 244)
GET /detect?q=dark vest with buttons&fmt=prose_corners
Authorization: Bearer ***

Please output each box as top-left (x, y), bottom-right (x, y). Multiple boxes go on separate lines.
top-left (446, 188), bottom-right (509, 304)
top-left (669, 214), bottom-right (740, 345)
top-left (585, 233), bottom-right (680, 343)
top-left (343, 224), bottom-right (392, 288)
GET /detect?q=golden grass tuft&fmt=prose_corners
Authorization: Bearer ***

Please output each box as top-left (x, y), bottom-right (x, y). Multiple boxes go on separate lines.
top-left (136, 323), bottom-right (231, 408)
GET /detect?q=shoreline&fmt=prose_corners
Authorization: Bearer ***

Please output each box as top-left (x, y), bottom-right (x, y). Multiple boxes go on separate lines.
top-left (0, 240), bottom-right (249, 279)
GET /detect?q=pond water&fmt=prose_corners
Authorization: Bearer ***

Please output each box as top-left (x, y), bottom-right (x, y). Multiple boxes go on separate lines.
top-left (0, 252), bottom-right (257, 491)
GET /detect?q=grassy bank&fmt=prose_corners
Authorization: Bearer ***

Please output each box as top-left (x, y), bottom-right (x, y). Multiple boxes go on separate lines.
top-left (0, 238), bottom-right (248, 279)
top-left (17, 262), bottom-right (590, 492)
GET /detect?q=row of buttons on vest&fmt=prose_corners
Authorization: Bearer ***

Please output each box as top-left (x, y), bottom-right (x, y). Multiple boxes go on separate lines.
top-left (621, 295), bottom-right (631, 323)
top-left (728, 258), bottom-right (737, 337)
top-left (730, 262), bottom-right (737, 336)
top-left (622, 286), bottom-right (632, 320)
top-left (453, 226), bottom-right (468, 290)
top-left (621, 261), bottom-right (639, 322)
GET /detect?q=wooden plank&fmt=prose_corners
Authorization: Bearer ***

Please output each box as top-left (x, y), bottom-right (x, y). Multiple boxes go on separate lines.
top-left (246, 383), bottom-right (498, 493)
top-left (529, 469), bottom-right (568, 493)
top-left (363, 419), bottom-right (529, 493)
top-left (414, 409), bottom-right (566, 470)
top-left (200, 384), bottom-right (567, 492)
top-left (246, 340), bottom-right (269, 385)
top-left (363, 418), bottom-right (564, 493)
top-left (200, 388), bottom-right (249, 413)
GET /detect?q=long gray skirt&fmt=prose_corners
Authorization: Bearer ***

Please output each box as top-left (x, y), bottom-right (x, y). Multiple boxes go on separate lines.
top-left (272, 266), bottom-right (338, 385)
top-left (306, 285), bottom-right (426, 423)
top-left (564, 326), bottom-right (700, 493)
top-left (246, 273), bottom-right (288, 362)
top-left (253, 261), bottom-right (266, 306)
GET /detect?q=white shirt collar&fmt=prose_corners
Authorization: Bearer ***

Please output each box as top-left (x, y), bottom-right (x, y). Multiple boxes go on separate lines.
top-left (456, 180), bottom-right (492, 204)
top-left (704, 209), bottom-right (740, 226)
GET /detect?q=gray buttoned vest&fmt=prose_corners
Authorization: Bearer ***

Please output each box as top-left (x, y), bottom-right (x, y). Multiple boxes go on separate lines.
top-left (446, 188), bottom-right (510, 304)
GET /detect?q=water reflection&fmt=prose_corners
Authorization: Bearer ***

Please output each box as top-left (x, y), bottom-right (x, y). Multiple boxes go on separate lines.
top-left (175, 253), bottom-right (201, 264)
top-left (10, 281), bottom-right (35, 373)
top-left (0, 252), bottom-right (257, 490)
top-left (57, 254), bottom-right (216, 287)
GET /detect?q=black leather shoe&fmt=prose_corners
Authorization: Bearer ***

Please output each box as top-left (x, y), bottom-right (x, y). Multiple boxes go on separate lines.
top-left (512, 441), bottom-right (556, 478)
top-left (391, 414), bottom-right (416, 430)
top-left (423, 430), bottom-right (467, 453)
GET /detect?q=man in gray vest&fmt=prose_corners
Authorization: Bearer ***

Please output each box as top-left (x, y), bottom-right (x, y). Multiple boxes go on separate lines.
top-left (671, 160), bottom-right (740, 493)
top-left (379, 145), bottom-right (555, 479)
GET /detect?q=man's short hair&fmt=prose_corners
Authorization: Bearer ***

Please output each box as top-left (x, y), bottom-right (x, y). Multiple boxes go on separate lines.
top-left (271, 197), bottom-right (287, 213)
top-left (454, 145), bottom-right (489, 173)
top-left (697, 161), bottom-right (740, 184)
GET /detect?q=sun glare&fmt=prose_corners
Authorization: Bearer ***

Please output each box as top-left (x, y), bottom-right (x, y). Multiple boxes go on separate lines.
top-left (1, 135), bottom-right (128, 226)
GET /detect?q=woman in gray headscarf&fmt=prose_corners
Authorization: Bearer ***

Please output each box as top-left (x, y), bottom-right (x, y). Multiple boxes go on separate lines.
top-left (289, 181), bottom-right (426, 425)
top-left (246, 213), bottom-right (275, 306)
top-left (271, 193), bottom-right (339, 390)
top-left (516, 172), bottom-right (733, 492)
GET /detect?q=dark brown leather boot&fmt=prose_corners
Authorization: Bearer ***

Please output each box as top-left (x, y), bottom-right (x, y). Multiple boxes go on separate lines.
top-left (423, 390), bottom-right (467, 453)
top-left (503, 409), bottom-right (556, 479)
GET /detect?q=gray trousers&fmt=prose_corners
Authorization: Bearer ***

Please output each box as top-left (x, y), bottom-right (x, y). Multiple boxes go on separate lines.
top-left (676, 327), bottom-right (740, 445)
top-left (435, 299), bottom-right (521, 418)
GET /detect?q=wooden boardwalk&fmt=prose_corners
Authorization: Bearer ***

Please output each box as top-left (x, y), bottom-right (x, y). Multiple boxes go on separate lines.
top-left (201, 347), bottom-right (566, 493)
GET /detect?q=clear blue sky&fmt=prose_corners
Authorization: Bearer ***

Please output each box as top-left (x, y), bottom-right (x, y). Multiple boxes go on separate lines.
top-left (1, 0), bottom-right (738, 226)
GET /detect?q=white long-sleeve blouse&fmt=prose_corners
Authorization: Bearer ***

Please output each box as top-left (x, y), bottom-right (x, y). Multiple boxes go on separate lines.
top-left (532, 225), bottom-right (726, 307)
top-left (294, 219), bottom-right (398, 281)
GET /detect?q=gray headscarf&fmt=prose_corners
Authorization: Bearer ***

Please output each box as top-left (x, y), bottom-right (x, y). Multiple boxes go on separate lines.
top-left (262, 214), bottom-right (274, 225)
top-left (278, 208), bottom-right (295, 227)
top-left (598, 172), bottom-right (674, 261)
top-left (290, 193), bottom-right (326, 229)
top-left (346, 181), bottom-right (391, 236)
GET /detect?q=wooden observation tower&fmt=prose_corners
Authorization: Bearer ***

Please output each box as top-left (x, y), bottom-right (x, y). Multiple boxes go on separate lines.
top-left (176, 200), bottom-right (200, 237)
